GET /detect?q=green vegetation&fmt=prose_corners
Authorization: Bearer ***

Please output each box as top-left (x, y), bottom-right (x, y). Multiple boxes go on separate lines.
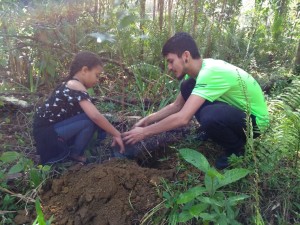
top-left (142, 149), bottom-right (250, 225)
top-left (0, 151), bottom-right (51, 224)
top-left (0, 0), bottom-right (299, 224)
top-left (32, 199), bottom-right (53, 225)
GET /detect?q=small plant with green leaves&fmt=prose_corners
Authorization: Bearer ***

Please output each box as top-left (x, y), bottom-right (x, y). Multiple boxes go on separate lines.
top-left (244, 78), bottom-right (300, 224)
top-left (142, 148), bottom-right (250, 225)
top-left (32, 198), bottom-right (54, 225)
top-left (0, 151), bottom-right (51, 224)
top-left (0, 151), bottom-right (51, 189)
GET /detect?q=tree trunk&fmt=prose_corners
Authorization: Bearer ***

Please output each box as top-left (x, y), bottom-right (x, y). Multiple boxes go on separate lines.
top-left (180, 1), bottom-right (187, 31)
top-left (192, 0), bottom-right (199, 36)
top-left (272, 0), bottom-right (289, 41)
top-left (140, 0), bottom-right (146, 60)
top-left (1, 23), bottom-right (15, 75)
top-left (153, 0), bottom-right (156, 21)
top-left (204, 0), bottom-right (216, 58)
top-left (168, 0), bottom-right (173, 36)
top-left (158, 0), bottom-right (164, 31)
top-left (294, 40), bottom-right (300, 74)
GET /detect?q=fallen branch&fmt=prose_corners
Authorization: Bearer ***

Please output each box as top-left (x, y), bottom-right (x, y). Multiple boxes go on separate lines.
top-left (0, 186), bottom-right (35, 203)
top-left (100, 57), bottom-right (150, 84)
top-left (0, 210), bottom-right (17, 215)
top-left (94, 96), bottom-right (154, 108)
top-left (101, 57), bottom-right (135, 78)
top-left (97, 96), bottom-right (135, 107)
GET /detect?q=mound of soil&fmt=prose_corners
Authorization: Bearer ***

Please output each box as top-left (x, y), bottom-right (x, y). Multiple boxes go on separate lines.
top-left (41, 159), bottom-right (176, 225)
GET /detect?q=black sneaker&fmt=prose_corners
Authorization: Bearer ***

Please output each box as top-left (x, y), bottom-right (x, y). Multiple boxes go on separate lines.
top-left (197, 129), bottom-right (209, 141)
top-left (215, 155), bottom-right (229, 169)
top-left (215, 150), bottom-right (244, 169)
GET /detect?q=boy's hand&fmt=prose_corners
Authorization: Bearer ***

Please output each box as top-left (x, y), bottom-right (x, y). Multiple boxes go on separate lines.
top-left (133, 118), bottom-right (148, 128)
top-left (122, 127), bottom-right (146, 145)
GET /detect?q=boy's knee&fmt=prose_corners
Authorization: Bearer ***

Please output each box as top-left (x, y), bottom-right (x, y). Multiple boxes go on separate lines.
top-left (198, 114), bottom-right (217, 130)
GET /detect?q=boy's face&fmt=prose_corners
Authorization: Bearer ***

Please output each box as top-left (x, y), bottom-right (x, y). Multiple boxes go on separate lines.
top-left (165, 53), bottom-right (187, 80)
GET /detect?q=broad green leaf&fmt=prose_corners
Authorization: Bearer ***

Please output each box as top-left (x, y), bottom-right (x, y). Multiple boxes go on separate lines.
top-left (35, 199), bottom-right (46, 225)
top-left (8, 162), bottom-right (24, 174)
top-left (226, 202), bottom-right (235, 220)
top-left (207, 168), bottom-right (223, 179)
top-left (179, 148), bottom-right (210, 173)
top-left (198, 196), bottom-right (223, 207)
top-left (199, 213), bottom-right (217, 221)
top-left (42, 165), bottom-right (51, 172)
top-left (177, 186), bottom-right (206, 204)
top-left (46, 65), bottom-right (56, 78)
top-left (87, 88), bottom-right (95, 96)
top-left (118, 14), bottom-right (137, 29)
top-left (32, 218), bottom-right (38, 225)
top-left (0, 171), bottom-right (5, 180)
top-left (204, 173), bottom-right (218, 195)
top-left (30, 169), bottom-right (42, 188)
top-left (227, 194), bottom-right (249, 206)
top-left (231, 221), bottom-right (243, 225)
top-left (189, 203), bottom-right (209, 217)
top-left (178, 210), bottom-right (193, 223)
top-left (294, 202), bottom-right (300, 210)
top-left (46, 215), bottom-right (54, 225)
top-left (217, 168), bottom-right (249, 189)
top-left (0, 151), bottom-right (20, 163)
top-left (88, 32), bottom-right (115, 43)
top-left (218, 214), bottom-right (229, 225)
top-left (116, 9), bottom-right (127, 20)
top-left (3, 194), bottom-right (14, 208)
top-left (162, 191), bottom-right (171, 200)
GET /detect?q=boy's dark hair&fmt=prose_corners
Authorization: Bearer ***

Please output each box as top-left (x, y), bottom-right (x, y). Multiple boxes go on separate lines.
top-left (162, 32), bottom-right (201, 59)
top-left (66, 51), bottom-right (103, 81)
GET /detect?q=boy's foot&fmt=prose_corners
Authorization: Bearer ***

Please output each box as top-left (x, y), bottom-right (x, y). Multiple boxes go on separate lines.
top-left (197, 131), bottom-right (209, 141)
top-left (215, 150), bottom-right (244, 169)
top-left (215, 155), bottom-right (229, 169)
top-left (69, 154), bottom-right (87, 164)
top-left (196, 127), bottom-right (209, 141)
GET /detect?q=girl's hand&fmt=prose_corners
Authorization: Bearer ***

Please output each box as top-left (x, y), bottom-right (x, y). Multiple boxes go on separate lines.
top-left (111, 135), bottom-right (125, 153)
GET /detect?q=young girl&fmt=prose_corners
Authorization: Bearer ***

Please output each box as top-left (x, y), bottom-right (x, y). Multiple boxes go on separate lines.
top-left (33, 51), bottom-right (125, 164)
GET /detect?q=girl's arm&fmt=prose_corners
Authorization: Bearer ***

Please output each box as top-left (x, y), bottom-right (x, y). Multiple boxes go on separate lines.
top-left (66, 80), bottom-right (125, 152)
top-left (79, 100), bottom-right (125, 153)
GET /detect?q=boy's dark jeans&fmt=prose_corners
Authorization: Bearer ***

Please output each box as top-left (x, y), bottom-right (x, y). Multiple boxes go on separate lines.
top-left (181, 78), bottom-right (259, 155)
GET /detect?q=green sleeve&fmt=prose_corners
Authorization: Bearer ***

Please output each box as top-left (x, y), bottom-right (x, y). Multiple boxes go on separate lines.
top-left (192, 70), bottom-right (231, 102)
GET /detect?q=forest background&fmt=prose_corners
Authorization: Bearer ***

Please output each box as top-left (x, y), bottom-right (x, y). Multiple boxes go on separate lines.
top-left (0, 0), bottom-right (299, 224)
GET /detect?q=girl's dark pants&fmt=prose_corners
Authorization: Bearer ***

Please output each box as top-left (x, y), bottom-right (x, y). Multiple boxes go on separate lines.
top-left (181, 78), bottom-right (259, 156)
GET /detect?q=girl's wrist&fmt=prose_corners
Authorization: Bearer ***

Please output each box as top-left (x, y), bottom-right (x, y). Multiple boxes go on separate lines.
top-left (112, 131), bottom-right (121, 138)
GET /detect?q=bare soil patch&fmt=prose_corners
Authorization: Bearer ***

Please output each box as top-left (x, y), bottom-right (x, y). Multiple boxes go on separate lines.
top-left (40, 159), bottom-right (176, 225)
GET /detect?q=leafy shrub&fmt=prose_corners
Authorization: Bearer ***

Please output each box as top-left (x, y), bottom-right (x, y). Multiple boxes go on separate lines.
top-left (142, 148), bottom-right (250, 225)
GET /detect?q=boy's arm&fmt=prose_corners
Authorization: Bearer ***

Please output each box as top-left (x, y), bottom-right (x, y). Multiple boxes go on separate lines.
top-left (134, 93), bottom-right (185, 127)
top-left (123, 95), bottom-right (205, 144)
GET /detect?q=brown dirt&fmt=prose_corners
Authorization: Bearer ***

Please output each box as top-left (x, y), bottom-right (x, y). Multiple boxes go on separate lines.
top-left (40, 159), bottom-right (176, 225)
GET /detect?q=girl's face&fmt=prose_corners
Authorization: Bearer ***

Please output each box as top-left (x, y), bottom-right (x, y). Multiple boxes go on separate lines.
top-left (84, 65), bottom-right (103, 88)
